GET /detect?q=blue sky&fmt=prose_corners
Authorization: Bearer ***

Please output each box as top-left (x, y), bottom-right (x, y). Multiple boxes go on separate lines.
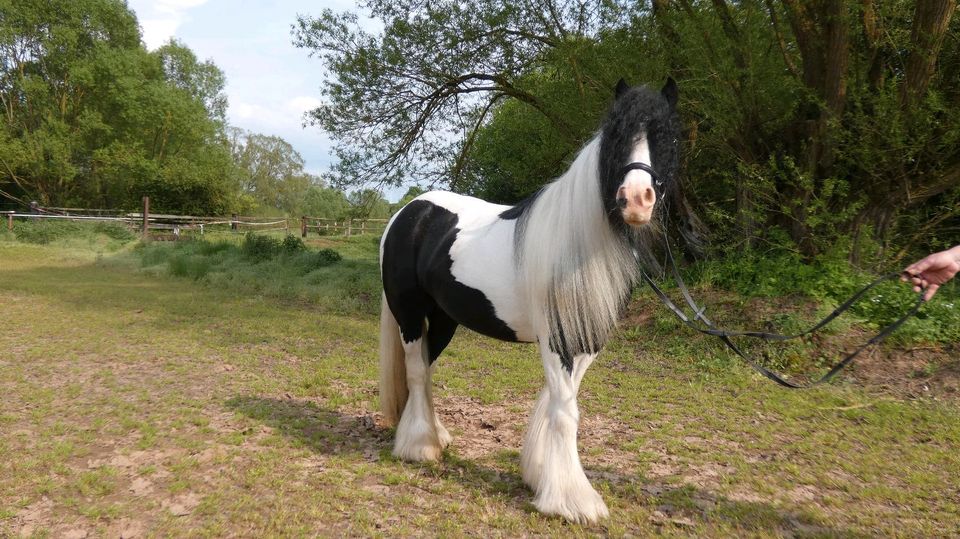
top-left (126, 1), bottom-right (403, 199)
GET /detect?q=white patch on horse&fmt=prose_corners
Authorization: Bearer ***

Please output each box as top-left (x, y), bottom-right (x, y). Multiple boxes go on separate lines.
top-left (393, 335), bottom-right (446, 461)
top-left (522, 350), bottom-right (608, 523)
top-left (419, 191), bottom-right (537, 342)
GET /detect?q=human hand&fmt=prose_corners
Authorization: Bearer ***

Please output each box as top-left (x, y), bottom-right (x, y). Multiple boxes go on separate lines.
top-left (902, 245), bottom-right (960, 301)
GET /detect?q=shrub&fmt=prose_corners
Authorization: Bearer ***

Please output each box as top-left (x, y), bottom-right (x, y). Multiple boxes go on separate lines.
top-left (281, 235), bottom-right (307, 254)
top-left (312, 248), bottom-right (342, 266)
top-left (242, 233), bottom-right (281, 261)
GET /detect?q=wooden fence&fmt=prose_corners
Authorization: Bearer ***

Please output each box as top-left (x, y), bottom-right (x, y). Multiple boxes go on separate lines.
top-left (300, 217), bottom-right (388, 238)
top-left (3, 198), bottom-right (389, 241)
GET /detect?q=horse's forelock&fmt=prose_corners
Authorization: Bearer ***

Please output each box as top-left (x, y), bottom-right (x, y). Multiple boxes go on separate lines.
top-left (598, 86), bottom-right (680, 221)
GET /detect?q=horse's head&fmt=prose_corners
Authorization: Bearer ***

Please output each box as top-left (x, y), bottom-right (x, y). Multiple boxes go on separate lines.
top-left (599, 78), bottom-right (680, 229)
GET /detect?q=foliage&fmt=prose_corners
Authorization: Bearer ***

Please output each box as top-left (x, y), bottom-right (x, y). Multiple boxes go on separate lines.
top-left (135, 233), bottom-right (372, 313)
top-left (0, 0), bottom-right (242, 214)
top-left (346, 189), bottom-right (392, 219)
top-left (688, 246), bottom-right (960, 345)
top-left (297, 0), bottom-right (960, 261)
top-left (293, 0), bottom-right (633, 188)
top-left (6, 219), bottom-right (136, 246)
top-left (227, 128), bottom-right (332, 216)
top-left (299, 185), bottom-right (351, 219)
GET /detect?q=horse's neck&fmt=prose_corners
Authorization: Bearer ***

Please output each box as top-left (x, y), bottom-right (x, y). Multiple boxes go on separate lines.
top-left (519, 138), bottom-right (636, 345)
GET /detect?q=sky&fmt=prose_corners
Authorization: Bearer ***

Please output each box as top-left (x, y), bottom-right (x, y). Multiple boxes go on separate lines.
top-left (125, 0), bottom-right (403, 200)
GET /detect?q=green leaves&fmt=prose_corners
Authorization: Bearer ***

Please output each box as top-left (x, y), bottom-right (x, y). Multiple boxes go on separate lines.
top-left (0, 0), bottom-right (238, 214)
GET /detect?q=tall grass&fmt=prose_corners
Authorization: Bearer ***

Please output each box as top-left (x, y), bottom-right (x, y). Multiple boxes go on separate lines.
top-left (135, 233), bottom-right (382, 314)
top-left (2, 219), bottom-right (136, 250)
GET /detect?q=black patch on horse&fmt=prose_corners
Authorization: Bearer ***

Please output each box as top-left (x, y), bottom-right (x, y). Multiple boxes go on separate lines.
top-left (382, 200), bottom-right (519, 363)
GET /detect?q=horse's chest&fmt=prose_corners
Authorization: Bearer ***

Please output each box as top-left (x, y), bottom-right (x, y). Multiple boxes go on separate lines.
top-left (442, 224), bottom-right (535, 342)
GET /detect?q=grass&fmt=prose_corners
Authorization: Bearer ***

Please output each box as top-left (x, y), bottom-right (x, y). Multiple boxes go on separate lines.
top-left (1, 228), bottom-right (959, 536)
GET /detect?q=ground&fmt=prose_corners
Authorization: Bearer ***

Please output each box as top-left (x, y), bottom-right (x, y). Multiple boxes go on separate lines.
top-left (1, 241), bottom-right (958, 537)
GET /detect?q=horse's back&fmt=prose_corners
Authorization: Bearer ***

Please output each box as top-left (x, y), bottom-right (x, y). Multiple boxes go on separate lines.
top-left (381, 191), bottom-right (535, 344)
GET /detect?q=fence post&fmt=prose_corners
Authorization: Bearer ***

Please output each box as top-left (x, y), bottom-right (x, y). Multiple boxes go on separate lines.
top-left (301, 216), bottom-right (307, 238)
top-left (231, 213), bottom-right (238, 231)
top-left (361, 220), bottom-right (366, 235)
top-left (141, 196), bottom-right (150, 239)
top-left (6, 213), bottom-right (12, 231)
top-left (30, 201), bottom-right (39, 214)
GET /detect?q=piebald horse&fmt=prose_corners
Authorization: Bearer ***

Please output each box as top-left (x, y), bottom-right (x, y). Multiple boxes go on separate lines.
top-left (378, 79), bottom-right (680, 523)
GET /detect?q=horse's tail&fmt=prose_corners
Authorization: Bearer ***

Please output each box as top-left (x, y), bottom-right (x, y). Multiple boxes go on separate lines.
top-left (379, 293), bottom-right (408, 426)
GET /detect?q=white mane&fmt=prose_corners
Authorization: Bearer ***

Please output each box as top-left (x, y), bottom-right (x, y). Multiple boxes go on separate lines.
top-left (518, 137), bottom-right (640, 357)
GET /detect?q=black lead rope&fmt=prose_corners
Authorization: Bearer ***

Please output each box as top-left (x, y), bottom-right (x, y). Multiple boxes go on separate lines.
top-left (622, 162), bottom-right (927, 388)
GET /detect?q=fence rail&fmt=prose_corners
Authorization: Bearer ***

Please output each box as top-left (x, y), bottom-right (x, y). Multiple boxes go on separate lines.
top-left (3, 200), bottom-right (390, 240)
top-left (300, 217), bottom-right (388, 237)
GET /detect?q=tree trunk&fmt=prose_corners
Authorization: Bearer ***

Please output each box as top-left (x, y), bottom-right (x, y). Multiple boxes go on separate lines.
top-left (901, 0), bottom-right (957, 107)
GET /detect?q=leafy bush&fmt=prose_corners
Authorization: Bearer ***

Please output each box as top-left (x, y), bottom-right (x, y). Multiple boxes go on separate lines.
top-left (134, 234), bottom-right (377, 314)
top-left (688, 249), bottom-right (959, 345)
top-left (312, 248), bottom-right (341, 266)
top-left (282, 235), bottom-right (307, 253)
top-left (13, 220), bottom-right (84, 244)
top-left (241, 233), bottom-right (282, 260)
top-left (92, 222), bottom-right (137, 241)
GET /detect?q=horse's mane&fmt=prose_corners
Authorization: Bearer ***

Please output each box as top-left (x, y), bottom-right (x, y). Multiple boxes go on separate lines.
top-left (512, 137), bottom-right (658, 369)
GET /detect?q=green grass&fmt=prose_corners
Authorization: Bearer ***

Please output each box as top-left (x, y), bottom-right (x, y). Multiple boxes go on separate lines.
top-left (134, 231), bottom-right (380, 315)
top-left (1, 233), bottom-right (959, 537)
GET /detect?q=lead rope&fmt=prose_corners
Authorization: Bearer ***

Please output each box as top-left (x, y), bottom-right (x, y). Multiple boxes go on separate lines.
top-left (641, 222), bottom-right (927, 389)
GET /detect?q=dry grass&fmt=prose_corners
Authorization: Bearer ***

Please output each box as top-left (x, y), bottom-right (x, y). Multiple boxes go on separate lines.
top-left (1, 240), bottom-right (959, 537)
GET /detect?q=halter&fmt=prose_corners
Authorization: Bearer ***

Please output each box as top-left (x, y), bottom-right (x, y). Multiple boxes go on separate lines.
top-left (617, 162), bottom-right (664, 192)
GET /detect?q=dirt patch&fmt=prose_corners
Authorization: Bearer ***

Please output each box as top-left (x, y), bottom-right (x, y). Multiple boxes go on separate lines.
top-left (849, 344), bottom-right (960, 400)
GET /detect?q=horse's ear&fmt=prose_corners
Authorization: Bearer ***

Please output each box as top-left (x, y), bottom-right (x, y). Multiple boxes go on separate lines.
top-left (661, 77), bottom-right (679, 109)
top-left (615, 78), bottom-right (630, 98)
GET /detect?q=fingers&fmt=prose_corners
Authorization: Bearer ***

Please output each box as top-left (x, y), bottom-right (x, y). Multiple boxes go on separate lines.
top-left (924, 283), bottom-right (939, 301)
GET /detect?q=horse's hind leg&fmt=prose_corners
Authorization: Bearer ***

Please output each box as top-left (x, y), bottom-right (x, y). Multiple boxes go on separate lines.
top-left (522, 345), bottom-right (607, 523)
top-left (393, 327), bottom-right (445, 462)
top-left (426, 310), bottom-right (458, 449)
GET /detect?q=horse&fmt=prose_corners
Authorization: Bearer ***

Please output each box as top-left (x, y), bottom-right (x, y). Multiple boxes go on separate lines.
top-left (377, 78), bottom-right (680, 523)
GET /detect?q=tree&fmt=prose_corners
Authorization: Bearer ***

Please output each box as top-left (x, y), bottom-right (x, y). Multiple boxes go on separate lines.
top-left (156, 39), bottom-right (229, 124)
top-left (292, 0), bottom-right (635, 189)
top-left (300, 185), bottom-right (350, 218)
top-left (228, 128), bottom-right (332, 215)
top-left (297, 0), bottom-right (960, 261)
top-left (0, 0), bottom-right (241, 214)
top-left (346, 189), bottom-right (391, 219)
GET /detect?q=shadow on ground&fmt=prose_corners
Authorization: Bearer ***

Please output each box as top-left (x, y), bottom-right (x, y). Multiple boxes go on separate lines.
top-left (226, 395), bottom-right (854, 536)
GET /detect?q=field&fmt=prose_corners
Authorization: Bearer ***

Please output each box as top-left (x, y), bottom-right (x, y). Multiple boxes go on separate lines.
top-left (1, 230), bottom-right (959, 537)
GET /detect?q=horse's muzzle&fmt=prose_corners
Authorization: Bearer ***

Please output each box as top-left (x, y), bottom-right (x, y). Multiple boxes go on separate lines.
top-left (616, 183), bottom-right (656, 226)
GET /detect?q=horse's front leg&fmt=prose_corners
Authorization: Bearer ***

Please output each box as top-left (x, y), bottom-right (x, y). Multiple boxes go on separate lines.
top-left (522, 341), bottom-right (607, 523)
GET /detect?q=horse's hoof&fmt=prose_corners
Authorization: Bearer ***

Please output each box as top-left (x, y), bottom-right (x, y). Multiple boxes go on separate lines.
top-left (393, 425), bottom-right (444, 462)
top-left (435, 419), bottom-right (453, 449)
top-left (393, 442), bottom-right (442, 462)
top-left (533, 486), bottom-right (609, 524)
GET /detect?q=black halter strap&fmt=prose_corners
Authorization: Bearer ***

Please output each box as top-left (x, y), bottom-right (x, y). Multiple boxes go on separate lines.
top-left (617, 162), bottom-right (664, 192)
top-left (624, 163), bottom-right (926, 389)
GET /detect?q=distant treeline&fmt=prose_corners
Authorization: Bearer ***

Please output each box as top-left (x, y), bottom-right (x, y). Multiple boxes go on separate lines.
top-left (0, 0), bottom-right (403, 219)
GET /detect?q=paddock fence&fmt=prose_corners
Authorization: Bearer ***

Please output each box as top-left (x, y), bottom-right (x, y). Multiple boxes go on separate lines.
top-left (2, 197), bottom-right (388, 241)
top-left (300, 217), bottom-right (388, 238)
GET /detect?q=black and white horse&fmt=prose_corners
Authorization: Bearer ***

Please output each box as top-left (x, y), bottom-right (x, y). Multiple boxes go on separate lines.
top-left (378, 79), bottom-right (680, 523)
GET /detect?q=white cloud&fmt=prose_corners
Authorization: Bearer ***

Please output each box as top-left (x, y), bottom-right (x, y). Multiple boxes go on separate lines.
top-left (285, 96), bottom-right (323, 114)
top-left (153, 0), bottom-right (209, 15)
top-left (127, 0), bottom-right (210, 50)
